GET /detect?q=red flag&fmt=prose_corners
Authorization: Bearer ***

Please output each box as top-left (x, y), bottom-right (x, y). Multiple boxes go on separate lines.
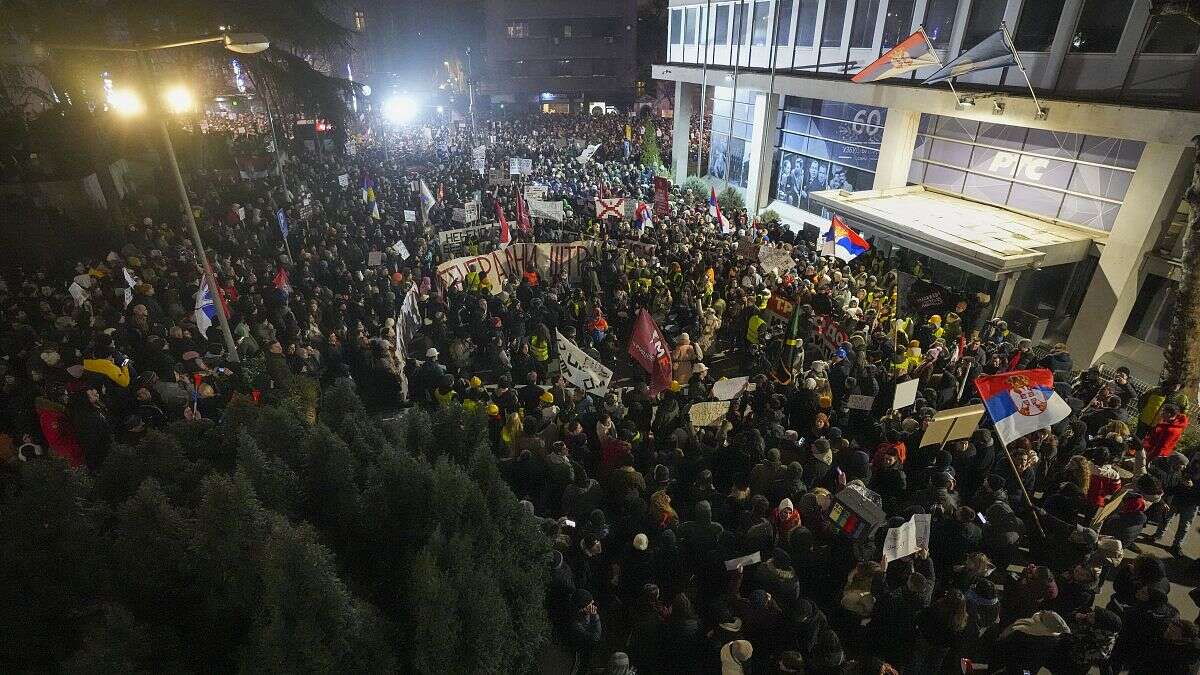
top-left (495, 201), bottom-right (511, 246)
top-left (628, 309), bottom-right (673, 395)
top-left (516, 193), bottom-right (532, 233)
top-left (273, 266), bottom-right (291, 295)
top-left (653, 175), bottom-right (671, 216)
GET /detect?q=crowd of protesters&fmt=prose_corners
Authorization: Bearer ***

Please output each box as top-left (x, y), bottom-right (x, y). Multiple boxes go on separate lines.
top-left (1, 108), bottom-right (1198, 674)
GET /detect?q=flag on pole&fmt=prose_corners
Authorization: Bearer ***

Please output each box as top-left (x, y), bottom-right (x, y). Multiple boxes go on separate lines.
top-left (852, 29), bottom-right (941, 83)
top-left (628, 309), bottom-right (673, 396)
top-left (419, 180), bottom-right (436, 223)
top-left (273, 266), bottom-right (291, 296)
top-left (122, 268), bottom-right (139, 308)
top-left (821, 215), bottom-right (871, 262)
top-left (635, 201), bottom-right (653, 230)
top-left (276, 208), bottom-right (289, 238)
top-left (495, 201), bottom-right (511, 247)
top-left (922, 29), bottom-right (1017, 84)
top-left (975, 369), bottom-right (1072, 447)
top-left (595, 198), bottom-right (625, 219)
top-left (709, 187), bottom-right (731, 232)
top-left (361, 176), bottom-right (374, 204)
top-left (194, 276), bottom-right (217, 336)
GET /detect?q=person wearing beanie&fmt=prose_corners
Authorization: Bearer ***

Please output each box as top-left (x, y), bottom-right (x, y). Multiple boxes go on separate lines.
top-left (606, 651), bottom-right (637, 675)
top-left (994, 610), bottom-right (1071, 673)
top-left (565, 588), bottom-right (602, 670)
top-left (720, 638), bottom-right (753, 675)
top-left (810, 629), bottom-right (844, 674)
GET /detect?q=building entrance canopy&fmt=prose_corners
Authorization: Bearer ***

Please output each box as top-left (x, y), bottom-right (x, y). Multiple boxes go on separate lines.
top-left (810, 186), bottom-right (1101, 281)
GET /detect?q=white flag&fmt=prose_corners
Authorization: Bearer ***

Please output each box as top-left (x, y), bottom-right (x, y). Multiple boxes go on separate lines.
top-left (529, 199), bottom-right (565, 222)
top-left (556, 330), bottom-right (614, 396)
top-left (419, 180), bottom-right (436, 223)
top-left (578, 144), bottom-right (601, 164)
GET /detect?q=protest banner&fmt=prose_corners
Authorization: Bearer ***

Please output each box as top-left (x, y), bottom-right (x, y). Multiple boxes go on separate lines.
top-left (524, 184), bottom-right (549, 201)
top-left (758, 244), bottom-right (796, 274)
top-left (556, 330), bottom-right (614, 396)
top-left (629, 309), bottom-right (673, 396)
top-left (437, 223), bottom-right (499, 256)
top-left (893, 378), bottom-right (920, 410)
top-left (595, 198), bottom-right (625, 219)
top-left (338, 174), bottom-right (350, 188)
top-left (463, 201), bottom-right (479, 223)
top-left (724, 551), bottom-right (761, 571)
top-left (436, 241), bottom-right (598, 293)
top-left (810, 315), bottom-right (849, 359)
top-left (509, 157), bottom-right (533, 175)
top-left (488, 168), bottom-right (511, 186)
top-left (689, 401), bottom-right (731, 427)
top-left (766, 295), bottom-right (795, 321)
top-left (919, 404), bottom-right (986, 449)
top-left (883, 514), bottom-right (932, 563)
top-left (712, 376), bottom-right (750, 401)
top-left (404, 209), bottom-right (417, 223)
top-left (847, 394), bottom-right (875, 411)
top-left (653, 175), bottom-right (671, 216)
top-left (452, 207), bottom-right (467, 223)
top-left (529, 199), bottom-right (565, 222)
top-left (367, 251), bottom-right (384, 267)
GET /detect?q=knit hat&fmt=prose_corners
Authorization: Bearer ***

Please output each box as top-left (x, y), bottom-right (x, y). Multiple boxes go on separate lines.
top-left (779, 498), bottom-right (794, 512)
top-left (1096, 537), bottom-right (1124, 566)
top-left (812, 630), bottom-right (844, 668)
top-left (425, 347), bottom-right (439, 358)
top-left (632, 533), bottom-right (649, 551)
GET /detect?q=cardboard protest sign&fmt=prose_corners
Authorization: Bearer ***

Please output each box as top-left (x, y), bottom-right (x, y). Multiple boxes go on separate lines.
top-left (847, 394), bottom-right (875, 411)
top-left (488, 168), bottom-right (511, 186)
top-left (509, 157), bottom-right (533, 175)
top-left (463, 201), bottom-right (479, 223)
top-left (712, 376), bottom-right (750, 401)
top-left (529, 199), bottom-right (565, 222)
top-left (724, 551), bottom-right (761, 571)
top-left (689, 401), bottom-right (731, 427)
top-left (883, 513), bottom-right (932, 563)
top-left (1091, 489), bottom-right (1129, 530)
top-left (893, 378), bottom-right (920, 410)
top-left (367, 251), bottom-right (384, 267)
top-left (392, 240), bottom-right (410, 260)
top-left (919, 404), bottom-right (987, 449)
top-left (436, 242), bottom-right (598, 294)
top-left (524, 184), bottom-right (549, 201)
top-left (338, 174), bottom-right (350, 188)
top-left (758, 245), bottom-right (795, 274)
top-left (556, 330), bottom-right (614, 396)
top-left (404, 209), bottom-right (417, 223)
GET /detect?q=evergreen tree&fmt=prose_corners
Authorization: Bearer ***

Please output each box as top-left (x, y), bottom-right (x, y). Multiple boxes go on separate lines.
top-left (641, 124), bottom-right (663, 168)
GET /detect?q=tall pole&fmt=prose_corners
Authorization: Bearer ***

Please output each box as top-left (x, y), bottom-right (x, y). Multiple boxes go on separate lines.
top-left (466, 47), bottom-right (477, 143)
top-left (137, 50), bottom-right (240, 362)
top-left (260, 80), bottom-right (289, 200)
top-left (695, 0), bottom-right (713, 178)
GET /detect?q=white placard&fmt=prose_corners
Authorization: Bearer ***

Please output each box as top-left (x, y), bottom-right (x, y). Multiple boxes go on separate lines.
top-left (509, 157), bottom-right (533, 175)
top-left (724, 551), bottom-right (762, 571)
top-left (883, 514), bottom-right (931, 563)
top-left (338, 173), bottom-right (350, 188)
top-left (392, 240), bottom-right (410, 260)
top-left (368, 251), bottom-right (384, 267)
top-left (577, 143), bottom-right (601, 164)
top-left (404, 209), bottom-right (417, 223)
top-left (556, 330), bottom-right (614, 396)
top-left (529, 199), bottom-right (565, 222)
top-left (689, 400), bottom-right (731, 427)
top-left (463, 201), bottom-right (479, 223)
top-left (524, 185), bottom-right (548, 201)
top-left (712, 376), bottom-right (750, 401)
top-left (892, 378), bottom-right (920, 410)
top-left (847, 394), bottom-right (875, 411)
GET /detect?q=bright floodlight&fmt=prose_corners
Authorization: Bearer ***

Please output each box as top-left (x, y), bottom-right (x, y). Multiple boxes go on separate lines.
top-left (382, 95), bottom-right (418, 123)
top-left (224, 33), bottom-right (270, 54)
top-left (109, 88), bottom-right (145, 116)
top-left (164, 85), bottom-right (194, 113)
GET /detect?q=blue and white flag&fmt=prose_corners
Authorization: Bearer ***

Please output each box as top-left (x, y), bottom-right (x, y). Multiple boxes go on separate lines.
top-left (419, 179), bottom-right (436, 223)
top-left (194, 276), bottom-right (217, 337)
top-left (922, 29), bottom-right (1017, 84)
top-left (276, 208), bottom-right (289, 238)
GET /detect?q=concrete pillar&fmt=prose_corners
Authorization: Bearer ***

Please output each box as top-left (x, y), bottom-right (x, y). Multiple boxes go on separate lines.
top-left (872, 108), bottom-right (921, 190)
top-left (992, 271), bottom-right (1021, 320)
top-left (1041, 0), bottom-right (1086, 90)
top-left (1067, 143), bottom-right (1194, 367)
top-left (672, 80), bottom-right (697, 181)
top-left (747, 91), bottom-right (779, 214)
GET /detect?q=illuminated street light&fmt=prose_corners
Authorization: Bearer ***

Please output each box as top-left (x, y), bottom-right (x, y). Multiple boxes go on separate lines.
top-left (382, 95), bottom-right (419, 123)
top-left (164, 85), bottom-right (194, 113)
top-left (108, 88), bottom-right (145, 116)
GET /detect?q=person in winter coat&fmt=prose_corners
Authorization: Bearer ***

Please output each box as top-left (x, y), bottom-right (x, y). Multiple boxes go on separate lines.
top-left (1049, 606), bottom-right (1122, 675)
top-left (671, 333), bottom-right (703, 384)
top-left (67, 385), bottom-right (112, 472)
top-left (992, 610), bottom-right (1072, 674)
top-left (1101, 493), bottom-right (1148, 549)
top-left (678, 500), bottom-right (724, 562)
top-left (1143, 405), bottom-right (1188, 461)
top-left (564, 589), bottom-right (602, 670)
top-left (719, 638), bottom-right (753, 675)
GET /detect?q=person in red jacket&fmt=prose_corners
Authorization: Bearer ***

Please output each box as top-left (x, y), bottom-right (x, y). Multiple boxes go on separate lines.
top-left (34, 396), bottom-right (85, 468)
top-left (1143, 405), bottom-right (1189, 461)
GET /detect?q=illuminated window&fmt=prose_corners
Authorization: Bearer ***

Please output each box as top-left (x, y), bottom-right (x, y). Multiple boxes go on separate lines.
top-left (506, 21), bottom-right (529, 39)
top-left (353, 10), bottom-right (365, 32)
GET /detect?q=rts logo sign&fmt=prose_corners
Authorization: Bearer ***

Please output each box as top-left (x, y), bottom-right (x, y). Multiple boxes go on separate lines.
top-left (987, 151), bottom-right (1049, 181)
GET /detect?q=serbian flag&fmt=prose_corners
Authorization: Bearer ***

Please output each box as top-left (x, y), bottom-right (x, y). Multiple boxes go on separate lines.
top-left (975, 369), bottom-right (1072, 447)
top-left (628, 309), bottom-right (673, 396)
top-left (923, 29), bottom-right (1017, 84)
top-left (194, 276), bottom-right (217, 336)
top-left (273, 266), bottom-right (291, 295)
top-left (822, 215), bottom-right (870, 262)
top-left (635, 201), bottom-right (653, 230)
top-left (516, 193), bottom-right (532, 233)
top-left (495, 201), bottom-right (511, 247)
top-left (709, 187), bottom-right (731, 232)
top-left (852, 29), bottom-right (940, 83)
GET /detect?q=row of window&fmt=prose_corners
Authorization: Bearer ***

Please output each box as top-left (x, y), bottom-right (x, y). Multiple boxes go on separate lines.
top-left (505, 18), bottom-right (622, 40)
top-left (670, 0), bottom-right (1200, 54)
top-left (492, 59), bottom-right (620, 78)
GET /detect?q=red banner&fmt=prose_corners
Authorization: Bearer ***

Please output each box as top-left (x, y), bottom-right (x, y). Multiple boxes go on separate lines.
top-left (653, 176), bottom-right (671, 216)
top-left (628, 309), bottom-right (673, 395)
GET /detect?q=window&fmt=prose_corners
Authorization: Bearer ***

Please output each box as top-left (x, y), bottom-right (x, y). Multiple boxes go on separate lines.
top-left (715, 5), bottom-right (730, 44)
top-left (880, 0), bottom-right (916, 49)
top-left (670, 9), bottom-right (682, 45)
top-left (685, 8), bottom-right (699, 43)
top-left (1141, 15), bottom-right (1200, 54)
top-left (774, 97), bottom-right (887, 213)
top-left (923, 0), bottom-right (959, 48)
top-left (822, 0), bottom-right (848, 47)
top-left (795, 0), bottom-right (819, 46)
top-left (353, 9), bottom-right (365, 32)
top-left (1072, 0), bottom-right (1134, 53)
top-left (709, 87), bottom-right (758, 187)
top-left (1013, 0), bottom-right (1066, 51)
top-left (752, 1), bottom-right (771, 45)
top-left (563, 24), bottom-right (573, 38)
top-left (733, 2), bottom-right (747, 46)
top-left (849, 0), bottom-right (881, 48)
top-left (507, 21), bottom-right (529, 39)
top-left (961, 0), bottom-right (1006, 51)
top-left (775, 0), bottom-right (793, 46)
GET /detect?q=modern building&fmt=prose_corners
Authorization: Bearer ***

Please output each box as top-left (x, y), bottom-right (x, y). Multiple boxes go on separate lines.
top-left (482, 0), bottom-right (639, 113)
top-left (655, 0), bottom-right (1200, 379)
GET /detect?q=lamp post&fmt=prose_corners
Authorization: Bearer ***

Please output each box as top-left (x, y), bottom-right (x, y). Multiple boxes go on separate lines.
top-left (41, 33), bottom-right (271, 364)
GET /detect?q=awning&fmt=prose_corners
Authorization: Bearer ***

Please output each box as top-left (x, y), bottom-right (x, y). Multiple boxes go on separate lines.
top-left (809, 186), bottom-right (1101, 281)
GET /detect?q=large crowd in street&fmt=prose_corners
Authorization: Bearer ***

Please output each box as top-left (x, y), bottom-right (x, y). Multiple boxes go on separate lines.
top-left (2, 109), bottom-right (1199, 674)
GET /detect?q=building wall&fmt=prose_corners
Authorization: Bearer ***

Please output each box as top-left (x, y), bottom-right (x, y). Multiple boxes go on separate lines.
top-left (483, 0), bottom-right (638, 109)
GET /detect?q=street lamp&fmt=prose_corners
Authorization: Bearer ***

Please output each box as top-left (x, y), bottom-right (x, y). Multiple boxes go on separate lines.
top-left (31, 32), bottom-right (272, 363)
top-left (164, 85), bottom-right (194, 114)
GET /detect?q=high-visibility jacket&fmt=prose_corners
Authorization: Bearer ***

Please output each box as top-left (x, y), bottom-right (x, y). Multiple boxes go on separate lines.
top-left (530, 335), bottom-right (550, 362)
top-left (465, 270), bottom-right (481, 292)
top-left (746, 314), bottom-right (766, 345)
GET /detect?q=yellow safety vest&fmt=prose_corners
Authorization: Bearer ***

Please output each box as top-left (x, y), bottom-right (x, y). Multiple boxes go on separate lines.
top-left (530, 336), bottom-right (550, 362)
top-left (747, 315), bottom-right (766, 345)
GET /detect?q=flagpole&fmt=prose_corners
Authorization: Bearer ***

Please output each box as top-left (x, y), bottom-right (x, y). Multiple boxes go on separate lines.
top-left (1000, 21), bottom-right (1048, 119)
top-left (918, 26), bottom-right (960, 100)
top-left (696, 0), bottom-right (713, 178)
